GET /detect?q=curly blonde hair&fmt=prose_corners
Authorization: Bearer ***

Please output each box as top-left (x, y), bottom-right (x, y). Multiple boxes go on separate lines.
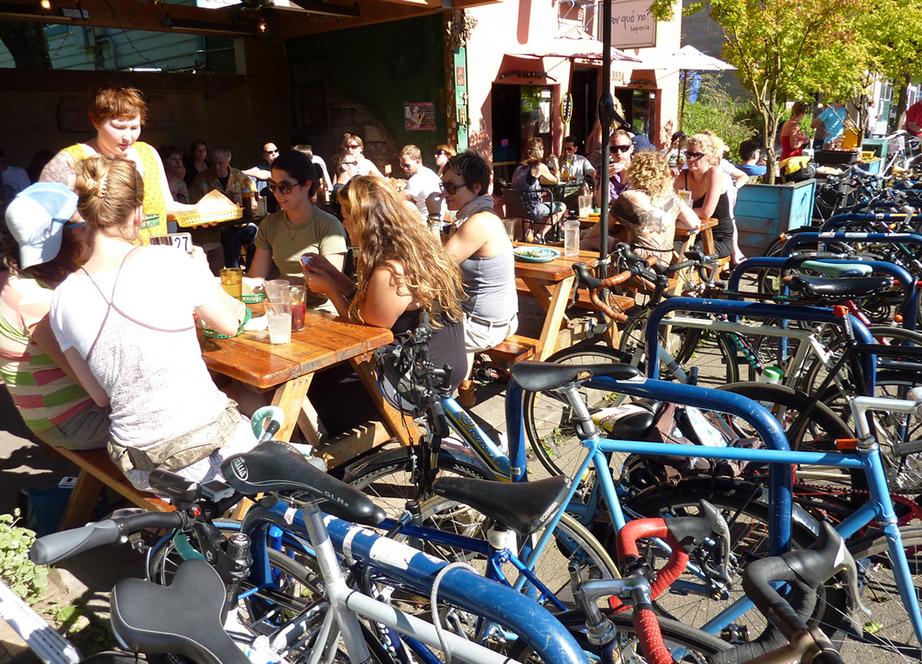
top-left (686, 134), bottom-right (721, 166)
top-left (337, 176), bottom-right (465, 325)
top-left (626, 151), bottom-right (673, 198)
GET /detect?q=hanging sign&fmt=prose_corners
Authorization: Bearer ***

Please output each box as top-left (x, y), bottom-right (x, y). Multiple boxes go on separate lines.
top-left (611, 0), bottom-right (657, 49)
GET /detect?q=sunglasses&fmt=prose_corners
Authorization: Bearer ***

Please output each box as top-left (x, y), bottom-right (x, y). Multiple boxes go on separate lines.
top-left (400, 162), bottom-right (414, 170)
top-left (610, 144), bottom-right (632, 153)
top-left (345, 144), bottom-right (360, 150)
top-left (264, 149), bottom-right (279, 155)
top-left (440, 180), bottom-right (467, 194)
top-left (267, 180), bottom-right (300, 195)
top-left (435, 150), bottom-right (448, 156)
top-left (685, 151), bottom-right (706, 160)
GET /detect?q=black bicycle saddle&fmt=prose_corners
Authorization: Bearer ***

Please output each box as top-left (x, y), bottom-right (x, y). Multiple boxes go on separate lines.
top-left (110, 560), bottom-right (249, 664)
top-left (511, 361), bottom-right (642, 392)
top-left (221, 442), bottom-right (384, 526)
top-left (432, 475), bottom-right (570, 535)
top-left (785, 275), bottom-right (893, 300)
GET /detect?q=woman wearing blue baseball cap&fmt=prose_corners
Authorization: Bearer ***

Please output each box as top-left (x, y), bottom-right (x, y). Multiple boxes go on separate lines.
top-left (0, 182), bottom-right (110, 449)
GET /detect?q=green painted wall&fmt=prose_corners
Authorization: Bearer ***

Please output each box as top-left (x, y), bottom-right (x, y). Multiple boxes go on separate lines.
top-left (286, 14), bottom-right (447, 161)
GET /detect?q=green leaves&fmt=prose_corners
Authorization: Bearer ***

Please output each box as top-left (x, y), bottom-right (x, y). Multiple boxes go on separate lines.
top-left (0, 511), bottom-right (48, 601)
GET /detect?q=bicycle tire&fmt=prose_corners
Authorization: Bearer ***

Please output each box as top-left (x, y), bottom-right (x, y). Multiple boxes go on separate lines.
top-left (347, 446), bottom-right (619, 605)
top-left (520, 343), bottom-right (633, 478)
top-left (838, 525), bottom-right (922, 661)
top-left (618, 312), bottom-right (740, 387)
top-left (508, 609), bottom-right (731, 662)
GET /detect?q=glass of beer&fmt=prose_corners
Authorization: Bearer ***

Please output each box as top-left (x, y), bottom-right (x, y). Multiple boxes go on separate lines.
top-left (220, 267), bottom-right (243, 299)
top-left (290, 286), bottom-right (306, 332)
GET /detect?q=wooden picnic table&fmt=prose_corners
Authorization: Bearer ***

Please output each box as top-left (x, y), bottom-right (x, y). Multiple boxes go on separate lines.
top-left (512, 243), bottom-right (634, 360)
top-left (201, 309), bottom-right (408, 467)
top-left (578, 216), bottom-right (719, 256)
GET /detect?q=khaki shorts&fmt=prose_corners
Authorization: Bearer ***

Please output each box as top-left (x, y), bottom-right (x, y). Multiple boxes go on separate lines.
top-left (463, 313), bottom-right (518, 354)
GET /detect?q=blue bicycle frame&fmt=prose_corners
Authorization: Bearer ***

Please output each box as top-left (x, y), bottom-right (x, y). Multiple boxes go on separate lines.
top-left (726, 257), bottom-right (919, 330)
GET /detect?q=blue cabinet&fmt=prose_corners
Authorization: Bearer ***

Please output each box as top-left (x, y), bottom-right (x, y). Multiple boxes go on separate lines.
top-left (735, 179), bottom-right (816, 257)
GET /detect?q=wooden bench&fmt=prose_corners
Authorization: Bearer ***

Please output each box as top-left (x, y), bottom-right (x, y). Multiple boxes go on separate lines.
top-left (46, 446), bottom-right (173, 529)
top-left (483, 333), bottom-right (539, 368)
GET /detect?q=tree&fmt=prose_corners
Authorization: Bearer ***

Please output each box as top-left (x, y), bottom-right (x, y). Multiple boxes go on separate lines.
top-left (652, 0), bottom-right (871, 183)
top-left (857, 0), bottom-right (922, 132)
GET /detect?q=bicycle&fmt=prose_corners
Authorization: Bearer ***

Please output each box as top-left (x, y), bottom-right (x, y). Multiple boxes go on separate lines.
top-left (32, 443), bottom-right (586, 664)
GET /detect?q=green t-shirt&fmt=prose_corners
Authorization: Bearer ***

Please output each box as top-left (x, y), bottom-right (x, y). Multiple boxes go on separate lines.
top-left (255, 207), bottom-right (348, 312)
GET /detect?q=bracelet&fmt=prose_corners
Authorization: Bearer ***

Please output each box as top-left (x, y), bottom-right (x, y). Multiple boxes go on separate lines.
top-left (428, 213), bottom-right (442, 221)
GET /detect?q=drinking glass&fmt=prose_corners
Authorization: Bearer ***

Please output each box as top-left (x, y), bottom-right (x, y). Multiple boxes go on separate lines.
top-left (563, 219), bottom-right (580, 257)
top-left (290, 286), bottom-right (306, 332)
top-left (267, 302), bottom-right (292, 344)
top-left (679, 189), bottom-right (694, 207)
top-left (220, 267), bottom-right (243, 299)
top-left (264, 279), bottom-right (290, 304)
top-left (503, 217), bottom-right (516, 241)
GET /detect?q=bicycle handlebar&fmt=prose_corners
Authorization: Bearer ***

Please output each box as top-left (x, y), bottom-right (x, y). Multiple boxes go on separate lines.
top-left (31, 510), bottom-right (186, 565)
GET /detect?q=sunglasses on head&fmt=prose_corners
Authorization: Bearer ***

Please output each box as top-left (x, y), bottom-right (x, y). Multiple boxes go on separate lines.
top-left (685, 151), bottom-right (706, 160)
top-left (610, 144), bottom-right (632, 153)
top-left (267, 180), bottom-right (300, 195)
top-left (440, 180), bottom-right (467, 195)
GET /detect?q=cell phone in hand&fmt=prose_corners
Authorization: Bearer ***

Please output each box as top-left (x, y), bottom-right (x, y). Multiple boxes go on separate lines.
top-left (150, 233), bottom-right (193, 254)
top-left (300, 254), bottom-right (316, 268)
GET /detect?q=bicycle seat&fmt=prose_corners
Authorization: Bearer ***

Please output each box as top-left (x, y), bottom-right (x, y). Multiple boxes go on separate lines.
top-left (511, 361), bottom-right (642, 392)
top-left (603, 399), bottom-right (665, 439)
top-left (110, 560), bottom-right (249, 664)
top-left (432, 475), bottom-right (569, 535)
top-left (799, 260), bottom-right (872, 277)
top-left (221, 442), bottom-right (385, 526)
top-left (785, 275), bottom-right (893, 299)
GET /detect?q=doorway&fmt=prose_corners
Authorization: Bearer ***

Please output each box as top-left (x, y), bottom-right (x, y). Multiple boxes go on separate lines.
top-left (615, 87), bottom-right (658, 142)
top-left (491, 83), bottom-right (555, 184)
top-left (569, 68), bottom-right (598, 153)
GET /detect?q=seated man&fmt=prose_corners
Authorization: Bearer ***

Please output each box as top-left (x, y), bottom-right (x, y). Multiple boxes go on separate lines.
top-left (737, 139), bottom-right (767, 178)
top-left (399, 144), bottom-right (441, 223)
top-left (191, 146), bottom-right (258, 269)
top-left (558, 135), bottom-right (597, 184)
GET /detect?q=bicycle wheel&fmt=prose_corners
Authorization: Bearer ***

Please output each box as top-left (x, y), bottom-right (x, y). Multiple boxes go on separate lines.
top-left (623, 479), bottom-right (830, 648)
top-left (347, 447), bottom-right (618, 606)
top-left (521, 343), bottom-right (632, 478)
top-left (618, 312), bottom-right (740, 387)
top-left (509, 610), bottom-right (731, 662)
top-left (837, 525), bottom-right (922, 662)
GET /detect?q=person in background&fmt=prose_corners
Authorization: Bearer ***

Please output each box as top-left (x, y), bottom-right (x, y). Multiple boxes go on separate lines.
top-left (294, 143), bottom-right (333, 195)
top-left (50, 156), bottom-right (254, 492)
top-left (341, 133), bottom-right (382, 178)
top-left (158, 145), bottom-right (190, 205)
top-left (737, 139), bottom-right (767, 177)
top-left (190, 146), bottom-right (258, 268)
top-left (184, 140), bottom-right (208, 187)
top-left (40, 86), bottom-right (193, 242)
top-left (434, 144), bottom-right (456, 177)
top-left (399, 144), bottom-right (442, 222)
top-left (702, 131), bottom-right (748, 264)
top-left (0, 148), bottom-right (31, 203)
top-left (247, 150), bottom-right (347, 313)
top-left (905, 99), bottom-right (922, 138)
top-left (674, 133), bottom-right (733, 259)
top-left (1, 183), bottom-right (110, 450)
top-left (291, 145), bottom-right (327, 204)
top-left (301, 175), bottom-right (466, 435)
top-left (606, 129), bottom-right (635, 207)
top-left (510, 137), bottom-right (567, 241)
top-left (812, 102), bottom-right (846, 148)
top-left (780, 102), bottom-right (808, 160)
top-left (439, 151), bottom-right (517, 407)
top-left (558, 135), bottom-right (596, 185)
top-left (242, 141), bottom-right (280, 199)
top-left (583, 150), bottom-right (699, 258)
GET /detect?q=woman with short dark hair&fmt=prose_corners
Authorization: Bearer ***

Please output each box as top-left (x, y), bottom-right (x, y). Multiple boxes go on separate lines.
top-left (247, 150), bottom-right (347, 313)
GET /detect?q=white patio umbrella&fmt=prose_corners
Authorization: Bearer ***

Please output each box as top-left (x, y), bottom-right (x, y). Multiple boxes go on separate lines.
top-left (508, 28), bottom-right (642, 63)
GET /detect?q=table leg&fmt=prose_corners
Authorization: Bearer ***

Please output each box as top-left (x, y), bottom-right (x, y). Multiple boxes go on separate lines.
top-left (60, 470), bottom-right (103, 529)
top-left (270, 374), bottom-right (315, 441)
top-left (526, 275), bottom-right (575, 360)
top-left (350, 352), bottom-right (419, 446)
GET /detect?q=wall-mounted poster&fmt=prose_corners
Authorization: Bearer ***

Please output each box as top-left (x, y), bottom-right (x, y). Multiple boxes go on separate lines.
top-left (405, 102), bottom-right (436, 131)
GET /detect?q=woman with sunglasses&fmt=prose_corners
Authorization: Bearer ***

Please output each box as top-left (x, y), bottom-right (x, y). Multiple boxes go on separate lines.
top-left (673, 133), bottom-right (733, 258)
top-left (247, 150), bottom-right (347, 313)
top-left (434, 144), bottom-right (456, 177)
top-left (510, 137), bottom-right (567, 241)
top-left (1, 183), bottom-right (110, 451)
top-left (340, 133), bottom-right (382, 178)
